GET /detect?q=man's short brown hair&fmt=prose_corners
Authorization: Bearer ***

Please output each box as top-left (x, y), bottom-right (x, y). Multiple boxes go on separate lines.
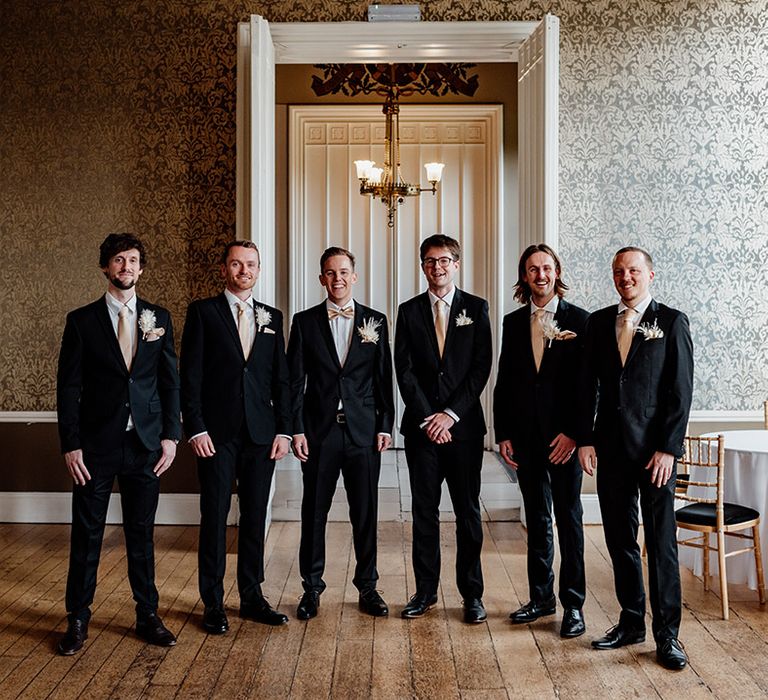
top-left (220, 240), bottom-right (260, 265)
top-left (320, 246), bottom-right (356, 272)
top-left (419, 234), bottom-right (460, 262)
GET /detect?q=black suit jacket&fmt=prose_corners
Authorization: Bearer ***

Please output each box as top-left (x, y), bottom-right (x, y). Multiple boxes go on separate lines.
top-left (57, 296), bottom-right (181, 454)
top-left (493, 299), bottom-right (589, 456)
top-left (287, 301), bottom-right (394, 448)
top-left (180, 293), bottom-right (291, 445)
top-left (577, 299), bottom-right (694, 462)
top-left (395, 289), bottom-right (492, 440)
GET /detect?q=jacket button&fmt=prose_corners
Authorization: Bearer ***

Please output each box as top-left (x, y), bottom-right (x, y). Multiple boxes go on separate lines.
top-left (244, 368), bottom-right (249, 373)
top-left (129, 378), bottom-right (134, 384)
top-left (124, 403), bottom-right (129, 408)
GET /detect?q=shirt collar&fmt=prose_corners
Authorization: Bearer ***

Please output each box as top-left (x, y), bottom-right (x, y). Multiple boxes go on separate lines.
top-left (428, 287), bottom-right (455, 308)
top-left (530, 296), bottom-right (559, 316)
top-left (224, 288), bottom-right (252, 308)
top-left (105, 291), bottom-right (137, 314)
top-left (618, 294), bottom-right (652, 317)
top-left (326, 298), bottom-right (355, 312)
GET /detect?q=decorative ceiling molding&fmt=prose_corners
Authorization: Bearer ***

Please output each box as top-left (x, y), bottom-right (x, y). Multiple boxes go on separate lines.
top-left (268, 21), bottom-right (538, 64)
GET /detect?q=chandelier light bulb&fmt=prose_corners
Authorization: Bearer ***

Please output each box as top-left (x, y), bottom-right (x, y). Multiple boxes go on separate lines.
top-left (424, 162), bottom-right (445, 183)
top-left (354, 160), bottom-right (375, 180)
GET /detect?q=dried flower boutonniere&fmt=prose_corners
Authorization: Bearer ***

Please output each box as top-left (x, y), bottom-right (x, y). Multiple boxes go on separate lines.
top-left (455, 309), bottom-right (473, 327)
top-left (138, 309), bottom-right (166, 341)
top-left (357, 317), bottom-right (382, 344)
top-left (540, 318), bottom-right (577, 347)
top-left (255, 306), bottom-right (275, 334)
top-left (636, 320), bottom-right (664, 340)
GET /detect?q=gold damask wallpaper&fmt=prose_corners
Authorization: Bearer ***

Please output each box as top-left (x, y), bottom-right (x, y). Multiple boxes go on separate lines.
top-left (0, 0), bottom-right (550, 411)
top-left (2, 0), bottom-right (767, 413)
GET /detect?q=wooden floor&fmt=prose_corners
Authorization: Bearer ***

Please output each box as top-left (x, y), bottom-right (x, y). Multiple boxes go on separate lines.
top-left (1, 522), bottom-right (767, 699)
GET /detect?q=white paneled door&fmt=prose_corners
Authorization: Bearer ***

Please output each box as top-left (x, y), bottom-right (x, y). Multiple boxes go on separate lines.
top-left (289, 105), bottom-right (503, 446)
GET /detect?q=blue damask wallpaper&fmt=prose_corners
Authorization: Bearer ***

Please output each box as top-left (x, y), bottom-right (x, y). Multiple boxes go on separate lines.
top-left (556, 0), bottom-right (768, 410)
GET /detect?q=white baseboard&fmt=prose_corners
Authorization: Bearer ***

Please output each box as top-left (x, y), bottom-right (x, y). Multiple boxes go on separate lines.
top-left (0, 492), bottom-right (236, 525)
top-left (581, 494), bottom-right (602, 524)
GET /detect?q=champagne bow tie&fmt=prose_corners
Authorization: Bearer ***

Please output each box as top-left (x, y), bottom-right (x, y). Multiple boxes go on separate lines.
top-left (328, 306), bottom-right (354, 320)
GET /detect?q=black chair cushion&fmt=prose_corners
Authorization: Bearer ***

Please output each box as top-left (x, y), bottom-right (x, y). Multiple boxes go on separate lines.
top-left (676, 502), bottom-right (760, 527)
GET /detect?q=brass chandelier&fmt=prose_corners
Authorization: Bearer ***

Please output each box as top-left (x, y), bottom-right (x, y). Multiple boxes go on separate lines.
top-left (353, 65), bottom-right (445, 228)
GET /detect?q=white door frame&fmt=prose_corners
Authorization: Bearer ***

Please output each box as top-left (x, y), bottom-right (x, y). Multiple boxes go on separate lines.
top-left (237, 17), bottom-right (559, 305)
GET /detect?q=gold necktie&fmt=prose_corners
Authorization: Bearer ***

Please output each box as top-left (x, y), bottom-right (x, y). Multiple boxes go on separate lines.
top-left (237, 302), bottom-right (251, 358)
top-left (531, 307), bottom-right (546, 372)
top-left (328, 306), bottom-right (354, 320)
top-left (435, 299), bottom-right (448, 357)
top-left (118, 305), bottom-right (132, 371)
top-left (618, 308), bottom-right (638, 366)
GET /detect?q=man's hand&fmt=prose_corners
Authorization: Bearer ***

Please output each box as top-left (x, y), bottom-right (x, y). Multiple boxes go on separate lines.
top-left (549, 433), bottom-right (576, 464)
top-left (190, 433), bottom-right (216, 458)
top-left (270, 435), bottom-right (291, 461)
top-left (498, 439), bottom-right (518, 469)
top-left (424, 412), bottom-right (455, 444)
top-left (579, 446), bottom-right (597, 476)
top-left (293, 434), bottom-right (309, 462)
top-left (377, 434), bottom-right (392, 452)
top-left (64, 449), bottom-right (90, 486)
top-left (153, 439), bottom-right (177, 476)
top-left (645, 451), bottom-right (675, 487)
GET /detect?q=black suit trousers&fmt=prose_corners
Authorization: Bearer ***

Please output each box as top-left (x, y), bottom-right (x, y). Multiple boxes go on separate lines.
top-left (66, 430), bottom-right (161, 623)
top-left (299, 422), bottom-right (380, 593)
top-left (596, 447), bottom-right (681, 642)
top-left (516, 446), bottom-right (585, 609)
top-left (197, 428), bottom-right (275, 607)
top-left (404, 433), bottom-right (484, 599)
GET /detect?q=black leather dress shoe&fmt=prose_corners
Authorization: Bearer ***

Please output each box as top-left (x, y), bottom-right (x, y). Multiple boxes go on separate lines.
top-left (297, 591), bottom-right (320, 620)
top-left (656, 638), bottom-right (687, 670)
top-left (136, 613), bottom-right (177, 647)
top-left (509, 597), bottom-right (556, 624)
top-left (463, 598), bottom-right (487, 624)
top-left (240, 598), bottom-right (289, 626)
top-left (57, 618), bottom-right (88, 656)
top-left (401, 593), bottom-right (438, 619)
top-left (591, 624), bottom-right (645, 650)
top-left (359, 589), bottom-right (389, 617)
top-left (560, 608), bottom-right (586, 638)
top-left (202, 606), bottom-right (229, 635)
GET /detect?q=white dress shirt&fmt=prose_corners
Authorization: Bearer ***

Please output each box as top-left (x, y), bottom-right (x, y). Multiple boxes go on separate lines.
top-left (326, 298), bottom-right (355, 367)
top-left (105, 291), bottom-right (137, 430)
top-left (530, 295), bottom-right (559, 320)
top-left (616, 294), bottom-right (653, 340)
top-left (425, 287), bottom-right (459, 425)
top-left (224, 288), bottom-right (255, 354)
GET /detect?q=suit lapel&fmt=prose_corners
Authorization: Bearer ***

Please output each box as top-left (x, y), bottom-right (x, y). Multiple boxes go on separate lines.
top-left (625, 299), bottom-right (658, 367)
top-left (418, 293), bottom-right (441, 360)
top-left (215, 293), bottom-right (244, 358)
top-left (96, 296), bottom-right (130, 372)
top-left (443, 288), bottom-right (462, 352)
top-left (315, 302), bottom-right (342, 370)
top-left (538, 299), bottom-right (568, 376)
top-left (132, 298), bottom-right (147, 370)
top-left (344, 303), bottom-right (365, 366)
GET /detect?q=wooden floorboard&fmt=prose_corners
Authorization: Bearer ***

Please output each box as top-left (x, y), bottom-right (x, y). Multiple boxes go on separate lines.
top-left (1, 522), bottom-right (767, 698)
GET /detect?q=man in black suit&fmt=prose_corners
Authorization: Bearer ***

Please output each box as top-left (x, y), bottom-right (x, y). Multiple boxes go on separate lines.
top-left (288, 246), bottom-right (394, 620)
top-left (180, 240), bottom-right (292, 633)
top-left (578, 246), bottom-right (693, 671)
top-left (395, 234), bottom-right (492, 623)
top-left (56, 233), bottom-right (181, 655)
top-left (494, 244), bottom-right (589, 638)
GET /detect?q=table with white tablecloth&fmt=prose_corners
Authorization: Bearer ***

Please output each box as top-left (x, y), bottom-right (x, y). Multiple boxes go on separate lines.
top-left (677, 430), bottom-right (768, 590)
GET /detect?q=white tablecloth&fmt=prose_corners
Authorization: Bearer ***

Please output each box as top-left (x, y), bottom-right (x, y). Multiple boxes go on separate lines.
top-left (678, 430), bottom-right (768, 590)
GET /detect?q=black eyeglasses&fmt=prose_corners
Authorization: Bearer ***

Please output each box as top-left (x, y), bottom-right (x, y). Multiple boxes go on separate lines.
top-left (422, 256), bottom-right (455, 268)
